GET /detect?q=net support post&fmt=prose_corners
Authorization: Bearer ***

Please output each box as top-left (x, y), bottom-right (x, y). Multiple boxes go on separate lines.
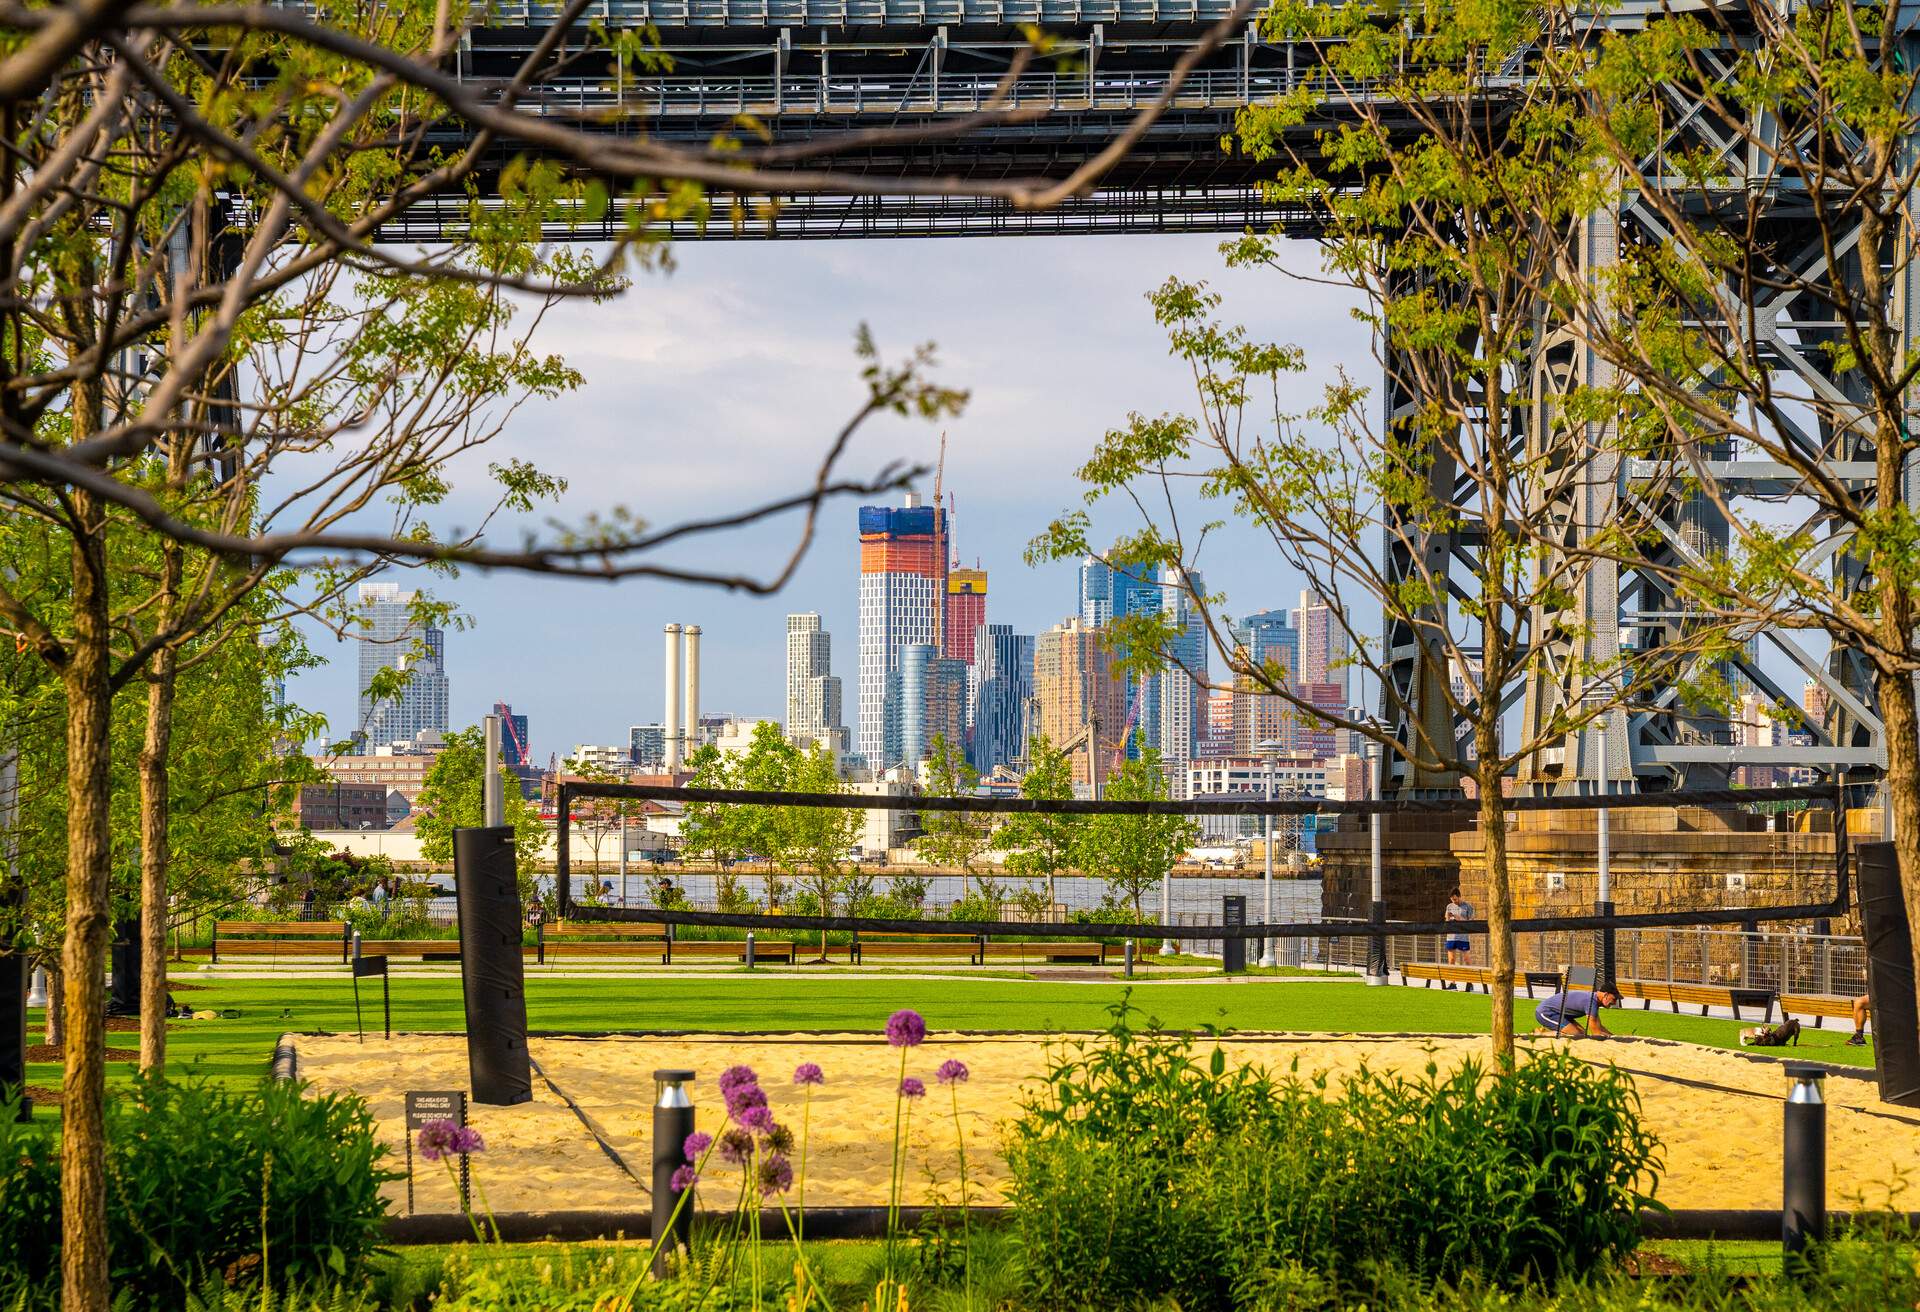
top-left (652, 1069), bottom-right (697, 1275)
top-left (1782, 1063), bottom-right (1827, 1275)
top-left (1365, 899), bottom-right (1388, 986)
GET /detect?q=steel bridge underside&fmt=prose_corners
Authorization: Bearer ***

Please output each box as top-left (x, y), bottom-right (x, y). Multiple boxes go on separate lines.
top-left (394, 0), bottom-right (1406, 239)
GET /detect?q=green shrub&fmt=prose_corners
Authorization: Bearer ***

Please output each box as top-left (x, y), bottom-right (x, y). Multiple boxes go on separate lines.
top-left (1006, 1000), bottom-right (1663, 1307)
top-left (0, 1077), bottom-right (393, 1307)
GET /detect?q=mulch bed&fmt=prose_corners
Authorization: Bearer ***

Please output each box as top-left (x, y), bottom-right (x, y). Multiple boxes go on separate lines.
top-left (1625, 1251), bottom-right (1690, 1277)
top-left (23, 1084), bottom-right (61, 1107)
top-left (166, 980), bottom-right (209, 991)
top-left (27, 1044), bottom-right (139, 1062)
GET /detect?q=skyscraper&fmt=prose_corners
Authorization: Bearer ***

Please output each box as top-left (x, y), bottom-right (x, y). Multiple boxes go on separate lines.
top-left (858, 496), bottom-right (946, 766)
top-left (1239, 609), bottom-right (1298, 684)
top-left (355, 582), bottom-right (449, 750)
top-left (492, 701), bottom-right (530, 765)
top-left (945, 567), bottom-right (988, 664)
top-left (1034, 617), bottom-right (1129, 789)
top-left (629, 724), bottom-right (666, 766)
top-left (785, 613), bottom-right (846, 752)
top-left (1157, 566), bottom-right (1207, 772)
top-left (884, 643), bottom-right (967, 771)
top-left (1294, 590), bottom-right (1349, 704)
top-left (1078, 557), bottom-right (1158, 629)
top-left (970, 623), bottom-right (1035, 774)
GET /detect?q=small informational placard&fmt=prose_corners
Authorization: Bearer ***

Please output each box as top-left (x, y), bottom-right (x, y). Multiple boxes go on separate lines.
top-left (405, 1090), bottom-right (466, 1129)
top-left (402, 1090), bottom-right (471, 1214)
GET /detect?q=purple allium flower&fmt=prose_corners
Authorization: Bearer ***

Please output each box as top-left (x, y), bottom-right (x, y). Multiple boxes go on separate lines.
top-left (718, 1065), bottom-right (759, 1098)
top-left (717, 1128), bottom-right (754, 1166)
top-left (448, 1124), bottom-right (485, 1155)
top-left (739, 1103), bottom-right (776, 1134)
top-left (900, 1077), bottom-right (926, 1099)
top-left (683, 1131), bottom-right (712, 1162)
top-left (757, 1153), bottom-right (794, 1197)
top-left (670, 1164), bottom-right (699, 1193)
top-left (935, 1059), bottom-right (969, 1085)
top-left (416, 1121), bottom-right (460, 1167)
top-left (793, 1062), bottom-right (825, 1086)
top-left (726, 1082), bottom-right (769, 1120)
top-left (766, 1123), bottom-right (795, 1156)
top-left (886, 1009), bottom-right (927, 1048)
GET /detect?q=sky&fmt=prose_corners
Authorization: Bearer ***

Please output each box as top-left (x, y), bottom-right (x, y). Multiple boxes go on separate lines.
top-left (284, 232), bottom-right (1374, 759)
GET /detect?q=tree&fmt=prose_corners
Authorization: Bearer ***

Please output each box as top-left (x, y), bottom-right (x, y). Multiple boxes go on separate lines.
top-left (562, 757), bottom-right (647, 876)
top-left (1498, 0), bottom-right (1920, 1033)
top-left (414, 725), bottom-right (545, 908)
top-left (680, 743), bottom-right (745, 874)
top-left (998, 733), bottom-right (1082, 910)
top-left (915, 733), bottom-right (996, 905)
top-left (1035, 0), bottom-right (1728, 1059)
top-left (780, 745), bottom-right (863, 959)
top-left (1076, 742), bottom-right (1199, 920)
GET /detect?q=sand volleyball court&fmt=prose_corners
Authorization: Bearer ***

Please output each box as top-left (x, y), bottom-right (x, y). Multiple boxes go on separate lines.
top-left (289, 1031), bottom-right (1920, 1214)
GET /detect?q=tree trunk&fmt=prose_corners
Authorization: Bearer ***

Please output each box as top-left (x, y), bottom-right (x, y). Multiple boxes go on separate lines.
top-left (61, 489), bottom-right (114, 1312)
top-left (1873, 669), bottom-right (1920, 1040)
top-left (1479, 772), bottom-right (1515, 1064)
top-left (44, 961), bottom-right (63, 1048)
top-left (138, 637), bottom-right (176, 1071)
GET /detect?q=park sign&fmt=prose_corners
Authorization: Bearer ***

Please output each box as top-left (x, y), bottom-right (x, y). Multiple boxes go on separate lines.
top-left (405, 1090), bottom-right (466, 1130)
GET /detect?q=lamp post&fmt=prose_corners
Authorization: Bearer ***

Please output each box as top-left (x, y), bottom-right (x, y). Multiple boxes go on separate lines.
top-left (1258, 739), bottom-right (1284, 968)
top-left (1366, 741), bottom-right (1387, 984)
top-left (1586, 690), bottom-right (1616, 988)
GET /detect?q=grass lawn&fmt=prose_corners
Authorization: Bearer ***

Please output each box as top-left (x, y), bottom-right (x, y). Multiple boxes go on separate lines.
top-left (24, 971), bottom-right (1873, 1106)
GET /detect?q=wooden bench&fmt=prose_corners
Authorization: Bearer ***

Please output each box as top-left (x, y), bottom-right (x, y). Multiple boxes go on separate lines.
top-left (1617, 979), bottom-right (1776, 1022)
top-left (355, 939), bottom-right (463, 962)
top-left (1780, 994), bottom-right (1859, 1028)
top-left (211, 921), bottom-right (348, 963)
top-left (1402, 962), bottom-right (1492, 993)
top-left (539, 922), bottom-right (669, 964)
top-left (850, 932), bottom-right (982, 964)
top-left (667, 938), bottom-right (797, 965)
top-left (979, 940), bottom-right (1112, 966)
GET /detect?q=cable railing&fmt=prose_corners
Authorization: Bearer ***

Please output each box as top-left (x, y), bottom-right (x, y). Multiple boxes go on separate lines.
top-left (498, 65), bottom-right (1461, 117)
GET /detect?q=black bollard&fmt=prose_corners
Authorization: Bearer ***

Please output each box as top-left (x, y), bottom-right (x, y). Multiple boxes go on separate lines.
top-left (745, 932), bottom-right (756, 971)
top-left (1124, 939), bottom-right (1135, 979)
top-left (652, 1070), bottom-right (697, 1274)
top-left (1782, 1063), bottom-right (1827, 1273)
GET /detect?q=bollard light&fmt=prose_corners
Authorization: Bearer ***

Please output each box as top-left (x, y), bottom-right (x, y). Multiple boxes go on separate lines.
top-left (652, 1069), bottom-right (697, 1274)
top-left (745, 931), bottom-right (756, 971)
top-left (1124, 939), bottom-right (1135, 979)
top-left (1782, 1062), bottom-right (1827, 1273)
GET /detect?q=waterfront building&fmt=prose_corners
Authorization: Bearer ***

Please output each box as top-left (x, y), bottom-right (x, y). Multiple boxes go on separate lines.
top-left (857, 496), bottom-right (946, 766)
top-left (354, 582), bottom-right (449, 750)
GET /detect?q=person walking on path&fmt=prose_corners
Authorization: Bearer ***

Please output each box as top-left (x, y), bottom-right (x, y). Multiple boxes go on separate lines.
top-left (1848, 993), bottom-right (1871, 1047)
top-left (1443, 889), bottom-right (1473, 987)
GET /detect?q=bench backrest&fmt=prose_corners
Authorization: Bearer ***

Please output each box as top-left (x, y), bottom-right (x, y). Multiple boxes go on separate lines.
top-left (549, 923), bottom-right (665, 937)
top-left (217, 921), bottom-right (346, 937)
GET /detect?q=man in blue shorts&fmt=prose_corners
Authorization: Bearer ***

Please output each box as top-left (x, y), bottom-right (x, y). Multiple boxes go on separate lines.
top-left (1535, 986), bottom-right (1620, 1038)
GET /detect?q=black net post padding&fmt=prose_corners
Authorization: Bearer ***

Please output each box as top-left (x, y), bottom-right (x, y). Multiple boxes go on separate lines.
top-left (0, 938), bottom-right (23, 1115)
top-left (557, 781), bottom-right (572, 921)
top-left (1856, 841), bottom-right (1919, 1108)
top-left (454, 826), bottom-right (532, 1106)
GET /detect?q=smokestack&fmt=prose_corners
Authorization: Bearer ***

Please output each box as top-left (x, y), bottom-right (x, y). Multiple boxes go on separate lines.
top-left (683, 626), bottom-right (702, 760)
top-left (663, 623), bottom-right (683, 771)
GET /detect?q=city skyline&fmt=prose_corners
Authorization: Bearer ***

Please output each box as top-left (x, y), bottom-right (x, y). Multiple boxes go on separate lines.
top-left (288, 235), bottom-right (1370, 756)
